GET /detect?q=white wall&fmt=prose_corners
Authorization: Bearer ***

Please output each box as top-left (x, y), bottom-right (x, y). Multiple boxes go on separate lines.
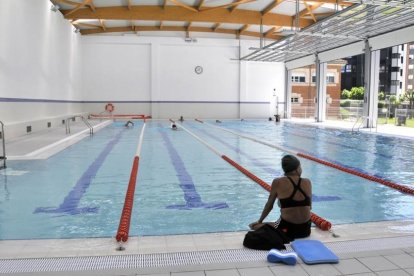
top-left (0, 0), bottom-right (83, 138)
top-left (0, 1), bottom-right (286, 141)
top-left (82, 36), bottom-right (284, 119)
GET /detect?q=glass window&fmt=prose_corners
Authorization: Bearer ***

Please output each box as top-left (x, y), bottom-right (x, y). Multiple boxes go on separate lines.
top-left (291, 75), bottom-right (306, 83)
top-left (312, 75), bottom-right (316, 83)
top-left (400, 69), bottom-right (403, 77)
top-left (400, 82), bottom-right (402, 89)
top-left (291, 97), bottom-right (299, 103)
top-left (326, 75), bottom-right (335, 83)
top-left (401, 56), bottom-right (404, 64)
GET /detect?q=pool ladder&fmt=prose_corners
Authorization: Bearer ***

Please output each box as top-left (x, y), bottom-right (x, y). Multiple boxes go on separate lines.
top-left (0, 121), bottom-right (6, 170)
top-left (352, 116), bottom-right (378, 133)
top-left (65, 116), bottom-right (94, 136)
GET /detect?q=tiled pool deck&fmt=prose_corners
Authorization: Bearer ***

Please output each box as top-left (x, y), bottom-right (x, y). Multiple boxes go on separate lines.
top-left (1, 118), bottom-right (414, 275)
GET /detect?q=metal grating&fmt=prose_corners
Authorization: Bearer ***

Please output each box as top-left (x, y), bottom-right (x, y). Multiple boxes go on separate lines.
top-left (240, 1), bottom-right (414, 62)
top-left (1, 236), bottom-right (414, 274)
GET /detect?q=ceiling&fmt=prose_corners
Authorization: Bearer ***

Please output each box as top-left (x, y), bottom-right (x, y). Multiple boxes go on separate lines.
top-left (50, 0), bottom-right (355, 40)
top-left (241, 0), bottom-right (414, 62)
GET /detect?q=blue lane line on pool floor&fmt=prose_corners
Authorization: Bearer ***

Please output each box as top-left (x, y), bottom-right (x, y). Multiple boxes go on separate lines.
top-left (194, 123), bottom-right (340, 202)
top-left (34, 129), bottom-right (126, 215)
top-left (158, 124), bottom-right (228, 210)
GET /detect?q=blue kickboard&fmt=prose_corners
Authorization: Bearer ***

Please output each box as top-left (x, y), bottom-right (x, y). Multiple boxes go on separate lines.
top-left (291, 240), bottom-right (339, 264)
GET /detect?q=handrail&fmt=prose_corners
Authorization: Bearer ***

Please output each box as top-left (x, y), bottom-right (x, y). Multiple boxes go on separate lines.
top-left (351, 116), bottom-right (366, 132)
top-left (66, 115), bottom-right (93, 135)
top-left (0, 121), bottom-right (6, 169)
top-left (352, 116), bottom-right (378, 133)
top-left (81, 116), bottom-right (93, 135)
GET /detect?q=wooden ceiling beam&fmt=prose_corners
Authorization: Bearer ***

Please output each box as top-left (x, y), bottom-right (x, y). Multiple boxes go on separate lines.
top-left (73, 21), bottom-right (100, 28)
top-left (99, 19), bottom-right (106, 31)
top-left (312, 11), bottom-right (335, 17)
top-left (264, 26), bottom-right (276, 38)
top-left (239, 24), bottom-right (250, 35)
top-left (54, 0), bottom-right (81, 6)
top-left (294, 2), bottom-right (323, 20)
top-left (88, 0), bottom-right (96, 12)
top-left (168, 0), bottom-right (199, 12)
top-left (303, 1), bottom-right (317, 22)
top-left (301, 0), bottom-right (353, 5)
top-left (262, 0), bottom-right (284, 15)
top-left (65, 0), bottom-right (92, 16)
top-left (213, 23), bottom-right (221, 31)
top-left (229, 0), bottom-right (246, 13)
top-left (62, 6), bottom-right (314, 28)
top-left (200, 0), bottom-right (256, 12)
top-left (198, 0), bottom-right (205, 10)
top-left (80, 25), bottom-right (283, 40)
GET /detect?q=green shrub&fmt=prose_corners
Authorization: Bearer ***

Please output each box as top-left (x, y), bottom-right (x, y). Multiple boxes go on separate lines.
top-left (340, 100), bottom-right (351, 107)
top-left (341, 89), bottom-right (350, 99)
top-left (349, 87), bottom-right (365, 100)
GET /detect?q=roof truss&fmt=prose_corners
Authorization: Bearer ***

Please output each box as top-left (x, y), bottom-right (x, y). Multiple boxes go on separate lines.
top-left (55, 0), bottom-right (356, 39)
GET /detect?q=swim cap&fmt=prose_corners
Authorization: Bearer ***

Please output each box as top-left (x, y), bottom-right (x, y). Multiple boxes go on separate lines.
top-left (281, 155), bottom-right (300, 173)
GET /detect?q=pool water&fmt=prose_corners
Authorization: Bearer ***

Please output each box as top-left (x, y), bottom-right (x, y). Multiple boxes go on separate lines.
top-left (0, 120), bottom-right (413, 240)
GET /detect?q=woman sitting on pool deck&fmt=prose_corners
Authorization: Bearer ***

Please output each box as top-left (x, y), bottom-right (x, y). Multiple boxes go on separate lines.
top-left (249, 155), bottom-right (312, 241)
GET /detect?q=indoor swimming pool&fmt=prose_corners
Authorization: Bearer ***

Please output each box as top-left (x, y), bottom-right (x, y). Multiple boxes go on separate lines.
top-left (0, 120), bottom-right (414, 240)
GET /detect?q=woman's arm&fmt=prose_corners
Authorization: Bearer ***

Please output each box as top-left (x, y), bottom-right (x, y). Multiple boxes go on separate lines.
top-left (249, 178), bottom-right (279, 229)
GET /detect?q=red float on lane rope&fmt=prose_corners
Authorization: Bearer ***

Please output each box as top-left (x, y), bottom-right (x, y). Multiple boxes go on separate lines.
top-left (116, 156), bottom-right (140, 242)
top-left (221, 155), bottom-right (332, 231)
top-left (297, 153), bottom-right (414, 195)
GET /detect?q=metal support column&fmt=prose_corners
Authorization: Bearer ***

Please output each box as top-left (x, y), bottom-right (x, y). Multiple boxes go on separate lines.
top-left (315, 55), bottom-right (327, 122)
top-left (0, 121), bottom-right (6, 169)
top-left (284, 67), bottom-right (292, 119)
top-left (363, 39), bottom-right (380, 128)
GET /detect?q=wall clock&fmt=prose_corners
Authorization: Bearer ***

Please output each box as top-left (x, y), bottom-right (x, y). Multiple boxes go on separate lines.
top-left (195, 66), bottom-right (203, 74)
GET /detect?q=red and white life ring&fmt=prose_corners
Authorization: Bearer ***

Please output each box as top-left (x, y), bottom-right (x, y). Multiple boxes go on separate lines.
top-left (105, 103), bottom-right (115, 113)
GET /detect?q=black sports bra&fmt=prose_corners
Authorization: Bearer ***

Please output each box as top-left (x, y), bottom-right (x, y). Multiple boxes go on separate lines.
top-left (279, 176), bottom-right (311, 209)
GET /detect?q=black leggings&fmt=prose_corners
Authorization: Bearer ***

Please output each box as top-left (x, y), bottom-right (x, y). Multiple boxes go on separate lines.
top-left (275, 218), bottom-right (311, 241)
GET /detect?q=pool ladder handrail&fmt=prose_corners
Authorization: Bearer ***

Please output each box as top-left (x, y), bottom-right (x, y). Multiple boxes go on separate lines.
top-left (351, 115), bottom-right (378, 133)
top-left (65, 116), bottom-right (93, 136)
top-left (352, 116), bottom-right (367, 132)
top-left (0, 121), bottom-right (6, 170)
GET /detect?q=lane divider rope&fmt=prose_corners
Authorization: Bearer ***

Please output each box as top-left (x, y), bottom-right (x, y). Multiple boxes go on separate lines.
top-left (197, 120), bottom-right (414, 196)
top-left (176, 122), bottom-right (332, 231)
top-left (115, 123), bottom-right (146, 246)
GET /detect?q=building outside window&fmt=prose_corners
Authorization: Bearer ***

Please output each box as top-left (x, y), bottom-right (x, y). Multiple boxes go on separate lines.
top-left (292, 75), bottom-right (306, 83)
top-left (327, 74), bottom-right (335, 83)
